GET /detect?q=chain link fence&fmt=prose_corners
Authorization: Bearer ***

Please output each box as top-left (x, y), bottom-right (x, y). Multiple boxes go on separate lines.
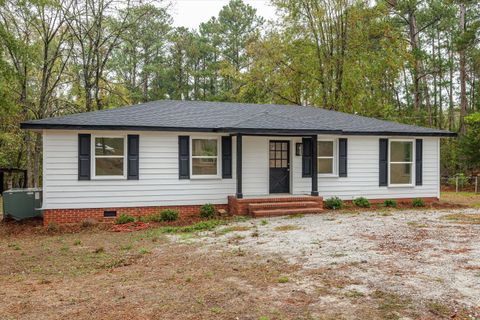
top-left (441, 175), bottom-right (479, 193)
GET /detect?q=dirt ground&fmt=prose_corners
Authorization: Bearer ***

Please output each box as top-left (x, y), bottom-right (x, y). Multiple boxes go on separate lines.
top-left (0, 193), bottom-right (480, 319)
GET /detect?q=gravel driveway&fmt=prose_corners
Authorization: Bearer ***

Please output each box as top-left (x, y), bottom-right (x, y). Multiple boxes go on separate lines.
top-left (196, 208), bottom-right (480, 311)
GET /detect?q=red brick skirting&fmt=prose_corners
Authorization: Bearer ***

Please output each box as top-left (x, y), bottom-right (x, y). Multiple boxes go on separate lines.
top-left (343, 197), bottom-right (439, 204)
top-left (43, 204), bottom-right (228, 226)
top-left (44, 196), bottom-right (439, 226)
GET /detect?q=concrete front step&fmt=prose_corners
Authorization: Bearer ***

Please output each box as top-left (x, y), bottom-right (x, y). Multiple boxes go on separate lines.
top-left (248, 201), bottom-right (320, 211)
top-left (251, 207), bottom-right (323, 217)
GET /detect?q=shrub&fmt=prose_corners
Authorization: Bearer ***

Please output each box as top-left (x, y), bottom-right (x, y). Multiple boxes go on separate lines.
top-left (46, 222), bottom-right (59, 232)
top-left (200, 203), bottom-right (216, 219)
top-left (324, 197), bottom-right (343, 210)
top-left (412, 198), bottom-right (425, 207)
top-left (116, 214), bottom-right (135, 224)
top-left (80, 218), bottom-right (98, 228)
top-left (160, 209), bottom-right (179, 222)
top-left (353, 197), bottom-right (370, 208)
top-left (447, 173), bottom-right (468, 188)
top-left (383, 199), bottom-right (397, 208)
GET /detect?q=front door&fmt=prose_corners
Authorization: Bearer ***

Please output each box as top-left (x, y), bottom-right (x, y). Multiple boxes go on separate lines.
top-left (269, 140), bottom-right (290, 193)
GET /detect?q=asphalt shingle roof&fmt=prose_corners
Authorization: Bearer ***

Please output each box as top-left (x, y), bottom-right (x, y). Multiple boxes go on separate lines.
top-left (21, 100), bottom-right (455, 137)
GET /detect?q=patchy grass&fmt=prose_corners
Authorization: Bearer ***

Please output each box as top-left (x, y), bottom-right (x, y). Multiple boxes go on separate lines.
top-left (441, 191), bottom-right (480, 207)
top-left (277, 276), bottom-right (289, 283)
top-left (407, 221), bottom-right (428, 228)
top-left (427, 301), bottom-right (451, 317)
top-left (371, 290), bottom-right (412, 319)
top-left (216, 225), bottom-right (251, 235)
top-left (283, 213), bottom-right (304, 219)
top-left (441, 213), bottom-right (480, 224)
top-left (273, 225), bottom-right (301, 232)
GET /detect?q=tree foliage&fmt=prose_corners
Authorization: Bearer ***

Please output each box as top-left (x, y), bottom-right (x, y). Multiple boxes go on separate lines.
top-left (0, 0), bottom-right (479, 187)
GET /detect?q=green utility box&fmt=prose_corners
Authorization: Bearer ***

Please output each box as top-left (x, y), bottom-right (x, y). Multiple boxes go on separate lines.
top-left (2, 188), bottom-right (42, 220)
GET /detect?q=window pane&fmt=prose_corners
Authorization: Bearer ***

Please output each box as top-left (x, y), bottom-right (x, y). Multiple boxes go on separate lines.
top-left (192, 158), bottom-right (217, 175)
top-left (390, 141), bottom-right (412, 162)
top-left (95, 137), bottom-right (124, 156)
top-left (318, 141), bottom-right (333, 157)
top-left (95, 158), bottom-right (124, 176)
top-left (318, 158), bottom-right (333, 174)
top-left (192, 139), bottom-right (217, 156)
top-left (390, 163), bottom-right (412, 184)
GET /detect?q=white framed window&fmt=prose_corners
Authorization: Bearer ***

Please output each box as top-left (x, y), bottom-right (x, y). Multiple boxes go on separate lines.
top-left (317, 139), bottom-right (336, 175)
top-left (190, 137), bottom-right (220, 178)
top-left (389, 139), bottom-right (414, 186)
top-left (92, 135), bottom-right (126, 179)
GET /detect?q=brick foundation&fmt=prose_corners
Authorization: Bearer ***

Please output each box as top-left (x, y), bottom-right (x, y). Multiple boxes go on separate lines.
top-left (43, 204), bottom-right (228, 226)
top-left (343, 197), bottom-right (439, 205)
top-left (43, 196), bottom-right (439, 226)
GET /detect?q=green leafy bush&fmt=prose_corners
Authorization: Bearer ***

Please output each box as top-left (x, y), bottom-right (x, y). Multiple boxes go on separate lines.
top-left (116, 214), bottom-right (135, 224)
top-left (383, 199), bottom-right (397, 208)
top-left (412, 198), bottom-right (425, 207)
top-left (200, 203), bottom-right (216, 219)
top-left (324, 197), bottom-right (343, 210)
top-left (447, 173), bottom-right (468, 188)
top-left (353, 197), bottom-right (370, 208)
top-left (160, 209), bottom-right (179, 222)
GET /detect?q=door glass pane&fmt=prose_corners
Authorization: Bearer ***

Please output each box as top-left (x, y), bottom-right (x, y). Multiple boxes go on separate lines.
top-left (390, 141), bottom-right (412, 162)
top-left (276, 160), bottom-right (281, 168)
top-left (390, 163), bottom-right (412, 184)
top-left (192, 139), bottom-right (217, 156)
top-left (270, 143), bottom-right (275, 151)
top-left (95, 137), bottom-right (124, 156)
top-left (282, 151), bottom-right (287, 159)
top-left (282, 160), bottom-right (288, 167)
top-left (192, 158), bottom-right (217, 175)
top-left (95, 158), bottom-right (124, 176)
top-left (318, 141), bottom-right (333, 157)
top-left (270, 151), bottom-right (275, 159)
top-left (276, 151), bottom-right (281, 159)
top-left (269, 160), bottom-right (275, 167)
top-left (318, 158), bottom-right (333, 174)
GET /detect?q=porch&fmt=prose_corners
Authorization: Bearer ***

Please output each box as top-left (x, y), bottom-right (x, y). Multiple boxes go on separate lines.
top-left (228, 195), bottom-right (323, 217)
top-left (228, 132), bottom-right (324, 217)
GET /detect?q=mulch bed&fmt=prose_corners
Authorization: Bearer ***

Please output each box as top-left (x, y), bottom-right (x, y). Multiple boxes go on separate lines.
top-left (110, 222), bottom-right (150, 232)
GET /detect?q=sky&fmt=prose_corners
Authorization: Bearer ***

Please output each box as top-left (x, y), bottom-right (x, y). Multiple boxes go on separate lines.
top-left (170, 0), bottom-right (277, 29)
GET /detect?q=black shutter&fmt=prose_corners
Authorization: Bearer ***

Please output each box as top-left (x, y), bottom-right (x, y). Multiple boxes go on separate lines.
top-left (222, 136), bottom-right (232, 179)
top-left (379, 138), bottom-right (388, 186)
top-left (415, 139), bottom-right (423, 186)
top-left (178, 136), bottom-right (190, 179)
top-left (78, 134), bottom-right (91, 180)
top-left (302, 137), bottom-right (313, 177)
top-left (127, 135), bottom-right (139, 180)
top-left (339, 138), bottom-right (348, 177)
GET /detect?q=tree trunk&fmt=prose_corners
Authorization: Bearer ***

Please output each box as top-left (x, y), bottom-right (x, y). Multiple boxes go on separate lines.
top-left (459, 2), bottom-right (468, 134)
top-left (408, 11), bottom-right (422, 114)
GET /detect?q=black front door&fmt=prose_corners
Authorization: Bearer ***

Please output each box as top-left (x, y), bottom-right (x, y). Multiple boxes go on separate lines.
top-left (269, 141), bottom-right (290, 193)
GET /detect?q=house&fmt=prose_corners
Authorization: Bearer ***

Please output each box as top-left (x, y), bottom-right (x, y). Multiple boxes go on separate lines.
top-left (21, 100), bottom-right (455, 225)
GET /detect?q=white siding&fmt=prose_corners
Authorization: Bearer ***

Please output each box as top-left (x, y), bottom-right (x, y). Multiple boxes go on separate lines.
top-left (292, 136), bottom-right (440, 200)
top-left (43, 130), bottom-right (237, 209)
top-left (42, 131), bottom-right (440, 209)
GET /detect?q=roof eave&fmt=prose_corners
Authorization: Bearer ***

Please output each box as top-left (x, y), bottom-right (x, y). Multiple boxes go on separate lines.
top-left (20, 123), bottom-right (457, 137)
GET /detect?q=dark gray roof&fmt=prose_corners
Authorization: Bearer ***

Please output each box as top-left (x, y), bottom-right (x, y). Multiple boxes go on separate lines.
top-left (21, 100), bottom-right (455, 137)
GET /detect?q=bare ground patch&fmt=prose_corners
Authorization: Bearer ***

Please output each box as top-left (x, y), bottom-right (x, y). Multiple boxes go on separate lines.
top-left (197, 208), bottom-right (480, 319)
top-left (1, 208), bottom-right (480, 319)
